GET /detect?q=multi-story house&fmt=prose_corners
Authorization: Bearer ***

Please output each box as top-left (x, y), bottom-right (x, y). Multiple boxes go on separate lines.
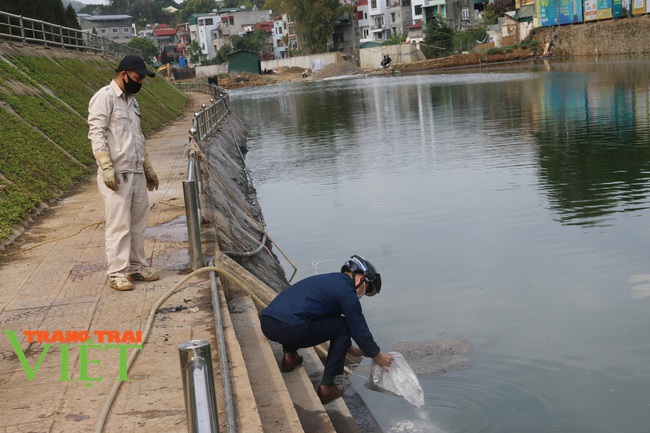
top-left (187, 13), bottom-right (215, 60)
top-left (424, 0), bottom-right (487, 31)
top-left (352, 0), bottom-right (422, 46)
top-left (412, 0), bottom-right (425, 24)
top-left (209, 8), bottom-right (272, 57)
top-left (77, 14), bottom-right (134, 43)
top-left (332, 11), bottom-right (358, 52)
top-left (389, 0), bottom-right (414, 37)
top-left (196, 14), bottom-right (221, 60)
top-left (272, 14), bottom-right (298, 59)
top-left (357, 0), bottom-right (372, 43)
top-left (368, 0), bottom-right (391, 42)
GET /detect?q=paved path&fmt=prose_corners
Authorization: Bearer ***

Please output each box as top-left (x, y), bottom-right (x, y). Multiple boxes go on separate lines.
top-left (0, 92), bottom-right (224, 432)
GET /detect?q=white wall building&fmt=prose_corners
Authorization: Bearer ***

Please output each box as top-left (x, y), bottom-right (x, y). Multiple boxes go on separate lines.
top-left (367, 0), bottom-right (391, 42)
top-left (210, 9), bottom-right (272, 56)
top-left (77, 14), bottom-right (134, 43)
top-left (196, 15), bottom-right (220, 60)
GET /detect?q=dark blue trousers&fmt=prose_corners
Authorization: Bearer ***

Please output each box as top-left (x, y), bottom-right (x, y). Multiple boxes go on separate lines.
top-left (260, 315), bottom-right (351, 377)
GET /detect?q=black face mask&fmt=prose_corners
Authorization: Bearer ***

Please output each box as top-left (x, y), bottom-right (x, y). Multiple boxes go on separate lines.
top-left (123, 73), bottom-right (142, 94)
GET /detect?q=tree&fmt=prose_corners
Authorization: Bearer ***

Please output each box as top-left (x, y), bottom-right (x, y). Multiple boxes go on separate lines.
top-left (284, 0), bottom-right (340, 54)
top-left (385, 31), bottom-right (407, 45)
top-left (263, 0), bottom-right (287, 13)
top-left (160, 49), bottom-right (170, 64)
top-left (483, 0), bottom-right (514, 24)
top-left (421, 14), bottom-right (454, 59)
top-left (452, 26), bottom-right (487, 52)
top-left (0, 0), bottom-right (77, 27)
top-left (212, 28), bottom-right (270, 64)
top-left (187, 39), bottom-right (207, 65)
top-left (221, 0), bottom-right (266, 8)
top-left (64, 4), bottom-right (80, 29)
top-left (128, 37), bottom-right (158, 61)
top-left (179, 0), bottom-right (217, 22)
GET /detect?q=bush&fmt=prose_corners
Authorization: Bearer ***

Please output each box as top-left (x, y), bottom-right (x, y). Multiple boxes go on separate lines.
top-left (453, 26), bottom-right (488, 52)
top-left (422, 14), bottom-right (454, 59)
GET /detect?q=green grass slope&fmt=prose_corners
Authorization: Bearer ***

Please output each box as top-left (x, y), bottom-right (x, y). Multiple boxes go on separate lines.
top-left (0, 43), bottom-right (187, 240)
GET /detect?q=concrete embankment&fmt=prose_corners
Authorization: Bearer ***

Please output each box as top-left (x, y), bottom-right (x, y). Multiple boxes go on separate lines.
top-left (0, 75), bottom-right (379, 431)
top-left (534, 15), bottom-right (650, 56)
top-left (199, 104), bottom-right (383, 432)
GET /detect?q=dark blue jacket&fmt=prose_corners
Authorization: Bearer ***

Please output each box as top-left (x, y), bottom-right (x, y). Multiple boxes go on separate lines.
top-left (261, 272), bottom-right (381, 358)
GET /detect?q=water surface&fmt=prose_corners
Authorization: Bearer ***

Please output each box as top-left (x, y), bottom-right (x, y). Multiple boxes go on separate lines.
top-left (229, 58), bottom-right (650, 433)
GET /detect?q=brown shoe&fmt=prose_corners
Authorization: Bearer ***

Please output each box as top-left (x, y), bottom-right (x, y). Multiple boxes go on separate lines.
top-left (127, 267), bottom-right (159, 282)
top-left (110, 276), bottom-right (134, 291)
top-left (281, 353), bottom-right (303, 372)
top-left (316, 385), bottom-right (343, 404)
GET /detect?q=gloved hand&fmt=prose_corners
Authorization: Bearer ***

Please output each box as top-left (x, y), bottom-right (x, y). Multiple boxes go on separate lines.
top-left (143, 149), bottom-right (159, 191)
top-left (95, 151), bottom-right (119, 191)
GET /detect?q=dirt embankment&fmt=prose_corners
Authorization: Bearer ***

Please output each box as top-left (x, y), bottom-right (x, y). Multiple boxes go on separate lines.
top-left (214, 16), bottom-right (649, 89)
top-left (216, 48), bottom-right (540, 89)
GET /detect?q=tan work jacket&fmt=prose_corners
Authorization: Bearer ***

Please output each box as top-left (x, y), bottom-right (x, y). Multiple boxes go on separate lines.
top-left (88, 79), bottom-right (146, 174)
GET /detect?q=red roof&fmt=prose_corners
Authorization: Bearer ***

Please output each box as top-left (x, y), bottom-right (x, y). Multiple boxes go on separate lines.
top-left (357, 0), bottom-right (368, 5)
top-left (408, 21), bottom-right (423, 29)
top-left (254, 21), bottom-right (274, 32)
top-left (154, 28), bottom-right (177, 36)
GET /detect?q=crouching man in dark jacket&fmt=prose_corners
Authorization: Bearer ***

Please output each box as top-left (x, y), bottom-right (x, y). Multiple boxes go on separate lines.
top-left (260, 255), bottom-right (394, 403)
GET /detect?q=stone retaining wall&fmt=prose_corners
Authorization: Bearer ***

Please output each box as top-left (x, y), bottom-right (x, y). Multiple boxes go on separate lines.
top-left (535, 15), bottom-right (650, 56)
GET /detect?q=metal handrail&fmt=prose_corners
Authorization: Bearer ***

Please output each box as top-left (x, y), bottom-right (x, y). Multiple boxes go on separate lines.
top-left (182, 85), bottom-right (230, 270)
top-left (0, 10), bottom-right (140, 56)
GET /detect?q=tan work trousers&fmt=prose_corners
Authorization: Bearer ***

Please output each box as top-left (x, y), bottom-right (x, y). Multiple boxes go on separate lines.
top-left (97, 171), bottom-right (150, 277)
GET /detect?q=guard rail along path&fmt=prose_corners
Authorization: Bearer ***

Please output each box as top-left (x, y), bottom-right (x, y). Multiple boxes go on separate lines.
top-left (176, 83), bottom-right (377, 433)
top-left (0, 10), bottom-right (140, 56)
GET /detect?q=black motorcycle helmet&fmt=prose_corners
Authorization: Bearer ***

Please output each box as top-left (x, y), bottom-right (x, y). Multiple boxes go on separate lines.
top-left (341, 255), bottom-right (382, 296)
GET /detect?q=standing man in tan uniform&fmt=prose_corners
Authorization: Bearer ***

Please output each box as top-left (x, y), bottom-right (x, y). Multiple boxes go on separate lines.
top-left (88, 55), bottom-right (160, 291)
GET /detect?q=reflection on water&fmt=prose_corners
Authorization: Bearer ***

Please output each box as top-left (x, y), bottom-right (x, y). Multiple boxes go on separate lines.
top-left (229, 58), bottom-right (650, 433)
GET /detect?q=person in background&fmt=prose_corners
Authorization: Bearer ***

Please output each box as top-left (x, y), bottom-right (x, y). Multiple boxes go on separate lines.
top-left (88, 55), bottom-right (160, 291)
top-left (260, 255), bottom-right (394, 403)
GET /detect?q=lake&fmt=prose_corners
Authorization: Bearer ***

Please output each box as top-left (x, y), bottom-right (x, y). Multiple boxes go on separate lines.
top-left (228, 58), bottom-right (650, 433)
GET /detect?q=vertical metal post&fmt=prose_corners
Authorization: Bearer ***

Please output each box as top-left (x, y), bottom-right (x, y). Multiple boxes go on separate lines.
top-left (193, 153), bottom-right (203, 196)
top-left (183, 179), bottom-right (204, 270)
top-left (179, 340), bottom-right (220, 433)
top-left (187, 151), bottom-right (203, 220)
top-left (19, 16), bottom-right (25, 42)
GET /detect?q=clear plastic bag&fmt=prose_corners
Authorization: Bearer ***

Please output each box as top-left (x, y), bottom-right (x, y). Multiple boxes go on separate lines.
top-left (366, 351), bottom-right (424, 407)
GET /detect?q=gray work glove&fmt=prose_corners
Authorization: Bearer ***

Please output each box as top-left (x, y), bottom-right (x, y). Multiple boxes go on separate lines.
top-left (95, 151), bottom-right (119, 191)
top-left (143, 148), bottom-right (159, 191)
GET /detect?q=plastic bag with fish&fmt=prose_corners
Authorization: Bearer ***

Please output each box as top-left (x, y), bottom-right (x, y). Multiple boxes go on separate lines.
top-left (366, 351), bottom-right (424, 407)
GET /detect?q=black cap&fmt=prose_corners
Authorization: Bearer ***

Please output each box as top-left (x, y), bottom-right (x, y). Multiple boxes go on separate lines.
top-left (116, 55), bottom-right (155, 77)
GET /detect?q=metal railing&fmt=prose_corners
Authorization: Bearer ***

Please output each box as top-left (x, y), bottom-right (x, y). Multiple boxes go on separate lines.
top-left (0, 11), bottom-right (140, 57)
top-left (178, 85), bottom-right (236, 433)
top-left (180, 84), bottom-right (230, 270)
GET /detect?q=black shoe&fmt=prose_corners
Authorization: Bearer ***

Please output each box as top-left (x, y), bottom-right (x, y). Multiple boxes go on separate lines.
top-left (316, 385), bottom-right (343, 403)
top-left (281, 353), bottom-right (303, 372)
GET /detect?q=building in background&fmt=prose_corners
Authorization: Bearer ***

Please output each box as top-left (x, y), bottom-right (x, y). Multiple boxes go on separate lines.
top-left (78, 14), bottom-right (134, 43)
top-left (390, 0), bottom-right (414, 37)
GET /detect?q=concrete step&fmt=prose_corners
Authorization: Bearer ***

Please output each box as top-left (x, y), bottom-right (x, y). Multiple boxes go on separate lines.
top-left (228, 294), bottom-right (368, 433)
top-left (268, 342), bottom-right (363, 433)
top-left (228, 295), bottom-right (334, 433)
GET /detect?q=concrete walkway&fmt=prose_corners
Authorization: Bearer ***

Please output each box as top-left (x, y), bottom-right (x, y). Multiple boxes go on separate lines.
top-left (0, 92), bottom-right (237, 432)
